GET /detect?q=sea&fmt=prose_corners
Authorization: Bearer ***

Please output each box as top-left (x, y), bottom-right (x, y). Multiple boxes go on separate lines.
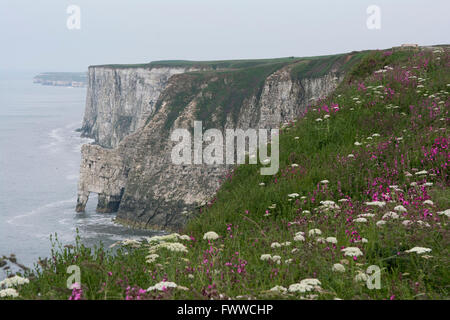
top-left (0, 71), bottom-right (159, 279)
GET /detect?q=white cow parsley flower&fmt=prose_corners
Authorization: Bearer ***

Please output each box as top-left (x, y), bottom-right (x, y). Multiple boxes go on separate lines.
top-left (405, 247), bottom-right (432, 254)
top-left (203, 231), bottom-right (219, 240)
top-left (341, 247), bottom-right (363, 257)
top-left (332, 263), bottom-right (346, 273)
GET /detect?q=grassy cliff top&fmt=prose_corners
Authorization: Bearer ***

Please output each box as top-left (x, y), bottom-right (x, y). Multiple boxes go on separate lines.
top-left (91, 52), bottom-right (365, 71)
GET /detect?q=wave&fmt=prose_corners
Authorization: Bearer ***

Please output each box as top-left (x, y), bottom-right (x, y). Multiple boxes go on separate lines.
top-left (6, 198), bottom-right (76, 227)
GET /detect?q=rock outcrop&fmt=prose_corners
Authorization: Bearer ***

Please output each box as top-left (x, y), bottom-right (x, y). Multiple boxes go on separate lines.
top-left (80, 65), bottom-right (200, 148)
top-left (76, 55), bottom-right (358, 231)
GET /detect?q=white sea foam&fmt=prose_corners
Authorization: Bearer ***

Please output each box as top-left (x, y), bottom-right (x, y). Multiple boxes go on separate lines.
top-left (6, 198), bottom-right (76, 227)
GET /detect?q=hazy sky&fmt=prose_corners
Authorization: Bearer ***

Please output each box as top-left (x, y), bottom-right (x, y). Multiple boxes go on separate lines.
top-left (1, 0), bottom-right (449, 72)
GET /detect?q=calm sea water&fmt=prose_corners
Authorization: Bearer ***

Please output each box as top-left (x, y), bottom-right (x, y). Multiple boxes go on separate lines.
top-left (0, 72), bottom-right (159, 278)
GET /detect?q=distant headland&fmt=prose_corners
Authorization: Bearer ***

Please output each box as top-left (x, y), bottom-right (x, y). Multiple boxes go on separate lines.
top-left (33, 72), bottom-right (87, 87)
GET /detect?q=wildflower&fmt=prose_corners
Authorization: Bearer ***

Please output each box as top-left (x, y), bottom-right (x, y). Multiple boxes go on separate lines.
top-left (121, 239), bottom-right (141, 247)
top-left (301, 278), bottom-right (321, 286)
top-left (271, 255), bottom-right (282, 263)
top-left (354, 272), bottom-right (368, 282)
top-left (157, 242), bottom-right (188, 253)
top-left (354, 142), bottom-right (362, 146)
top-left (294, 234), bottom-right (305, 242)
top-left (271, 242), bottom-right (282, 249)
top-left (437, 209), bottom-right (450, 218)
top-left (402, 220), bottom-right (412, 226)
top-left (394, 205), bottom-right (407, 213)
top-left (338, 198), bottom-right (349, 202)
top-left (358, 213), bottom-right (375, 218)
top-left (0, 288), bottom-right (19, 298)
top-left (315, 118), bottom-right (323, 122)
top-left (410, 182), bottom-right (418, 187)
top-left (145, 233), bottom-right (180, 243)
top-left (423, 200), bottom-right (434, 206)
top-left (281, 241), bottom-right (292, 247)
top-left (145, 253), bottom-right (159, 264)
top-left (259, 182), bottom-right (265, 186)
top-left (316, 237), bottom-right (326, 244)
top-left (288, 278), bottom-right (321, 293)
top-left (332, 263), bottom-right (346, 273)
top-left (415, 170), bottom-right (428, 175)
top-left (405, 247), bottom-right (432, 254)
top-left (260, 254), bottom-right (272, 261)
top-left (288, 283), bottom-right (313, 293)
top-left (188, 274), bottom-right (194, 279)
top-left (270, 285), bottom-right (287, 293)
top-left (347, 154), bottom-right (355, 158)
top-left (179, 235), bottom-right (191, 241)
top-left (382, 211), bottom-right (399, 220)
top-left (288, 193), bottom-right (299, 198)
top-left (376, 220), bottom-right (387, 227)
top-left (341, 247), bottom-right (363, 257)
top-left (308, 229), bottom-right (322, 236)
top-left (0, 275), bottom-right (30, 288)
top-left (320, 180), bottom-right (329, 184)
top-left (319, 200), bottom-right (340, 211)
top-left (365, 201), bottom-right (386, 208)
top-left (354, 217), bottom-right (367, 223)
top-left (147, 281), bottom-right (178, 291)
top-left (203, 231), bottom-right (219, 240)
top-left (423, 182), bottom-right (433, 187)
top-left (285, 259), bottom-right (293, 264)
top-left (291, 163), bottom-right (299, 168)
top-left (291, 248), bottom-right (299, 253)
top-left (326, 237), bottom-right (338, 244)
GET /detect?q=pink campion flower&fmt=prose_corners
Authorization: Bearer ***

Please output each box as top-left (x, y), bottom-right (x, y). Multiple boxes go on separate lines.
top-left (321, 104), bottom-right (330, 113)
top-left (69, 283), bottom-right (83, 300)
top-left (138, 289), bottom-right (146, 295)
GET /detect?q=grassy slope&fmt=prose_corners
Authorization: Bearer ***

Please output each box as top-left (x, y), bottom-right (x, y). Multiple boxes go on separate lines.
top-left (4, 48), bottom-right (449, 300)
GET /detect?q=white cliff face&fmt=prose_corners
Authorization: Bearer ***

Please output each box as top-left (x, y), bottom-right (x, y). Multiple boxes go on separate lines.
top-left (81, 66), bottom-right (198, 148)
top-left (76, 61), bottom-right (346, 230)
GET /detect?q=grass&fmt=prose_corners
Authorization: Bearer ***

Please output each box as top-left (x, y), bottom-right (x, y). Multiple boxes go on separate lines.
top-left (1, 47), bottom-right (449, 300)
top-left (94, 57), bottom-right (301, 70)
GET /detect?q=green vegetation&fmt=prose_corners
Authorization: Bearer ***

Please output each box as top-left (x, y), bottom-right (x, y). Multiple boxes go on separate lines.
top-left (2, 47), bottom-right (449, 300)
top-left (96, 57), bottom-right (301, 70)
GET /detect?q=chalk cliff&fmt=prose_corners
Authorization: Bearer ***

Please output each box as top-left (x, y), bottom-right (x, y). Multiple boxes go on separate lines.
top-left (76, 55), bottom-right (361, 230)
top-left (80, 65), bottom-right (201, 148)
